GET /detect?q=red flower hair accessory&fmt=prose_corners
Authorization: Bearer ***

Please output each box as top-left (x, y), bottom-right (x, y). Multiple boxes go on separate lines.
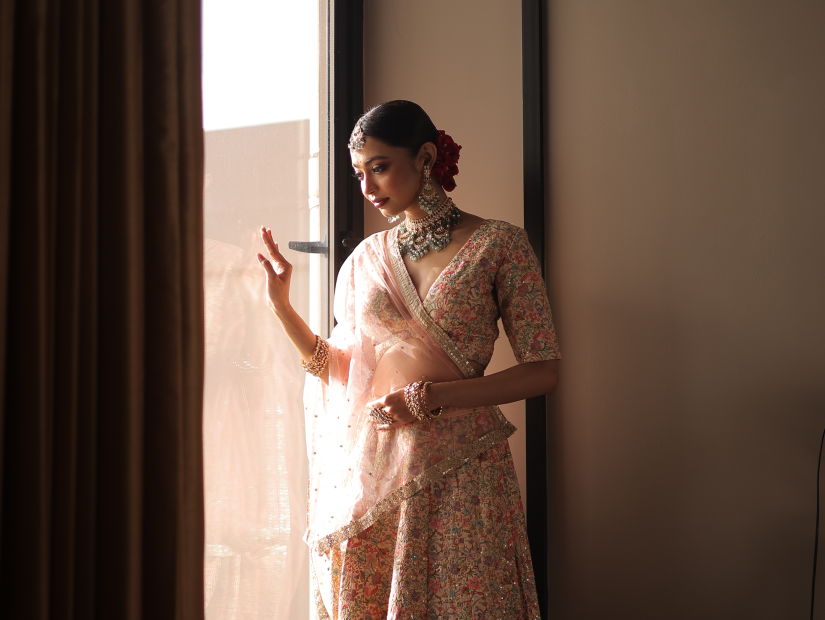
top-left (431, 130), bottom-right (461, 192)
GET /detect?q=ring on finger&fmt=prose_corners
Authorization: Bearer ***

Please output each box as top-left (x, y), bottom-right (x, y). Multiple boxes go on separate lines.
top-left (369, 407), bottom-right (394, 425)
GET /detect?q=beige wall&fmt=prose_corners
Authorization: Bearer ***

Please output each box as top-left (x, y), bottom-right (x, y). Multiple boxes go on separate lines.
top-left (547, 1), bottom-right (825, 618)
top-left (362, 1), bottom-right (530, 502)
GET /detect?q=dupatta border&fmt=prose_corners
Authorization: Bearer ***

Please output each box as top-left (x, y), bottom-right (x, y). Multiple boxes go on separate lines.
top-left (310, 415), bottom-right (517, 554)
top-left (387, 227), bottom-right (481, 380)
top-left (313, 578), bottom-right (331, 619)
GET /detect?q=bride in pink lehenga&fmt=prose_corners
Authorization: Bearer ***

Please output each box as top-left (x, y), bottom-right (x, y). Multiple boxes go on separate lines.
top-left (257, 100), bottom-right (561, 619)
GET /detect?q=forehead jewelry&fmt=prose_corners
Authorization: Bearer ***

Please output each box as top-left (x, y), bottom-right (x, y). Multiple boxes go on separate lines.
top-left (348, 123), bottom-right (366, 150)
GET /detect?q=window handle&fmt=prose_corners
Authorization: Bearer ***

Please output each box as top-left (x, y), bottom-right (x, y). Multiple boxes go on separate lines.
top-left (288, 237), bottom-right (328, 256)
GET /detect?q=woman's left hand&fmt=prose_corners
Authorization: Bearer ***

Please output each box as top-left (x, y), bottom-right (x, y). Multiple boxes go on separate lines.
top-left (365, 388), bottom-right (415, 430)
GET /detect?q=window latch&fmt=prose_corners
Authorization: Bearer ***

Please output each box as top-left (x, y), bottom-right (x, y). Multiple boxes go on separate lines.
top-left (288, 237), bottom-right (328, 256)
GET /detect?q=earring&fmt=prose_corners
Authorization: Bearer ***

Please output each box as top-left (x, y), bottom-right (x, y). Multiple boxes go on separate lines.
top-left (417, 164), bottom-right (440, 214)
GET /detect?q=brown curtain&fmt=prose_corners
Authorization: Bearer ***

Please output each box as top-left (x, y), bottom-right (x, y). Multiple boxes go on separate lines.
top-left (0, 1), bottom-right (205, 619)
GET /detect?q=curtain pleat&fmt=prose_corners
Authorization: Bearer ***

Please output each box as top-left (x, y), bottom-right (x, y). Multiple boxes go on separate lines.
top-left (0, 1), bottom-right (205, 619)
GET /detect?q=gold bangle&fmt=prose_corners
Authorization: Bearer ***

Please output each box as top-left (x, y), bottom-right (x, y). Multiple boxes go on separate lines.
top-left (423, 381), bottom-right (443, 418)
top-left (300, 335), bottom-right (329, 377)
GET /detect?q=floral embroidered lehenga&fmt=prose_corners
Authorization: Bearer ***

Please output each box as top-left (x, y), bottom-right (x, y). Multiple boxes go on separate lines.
top-left (303, 219), bottom-right (561, 619)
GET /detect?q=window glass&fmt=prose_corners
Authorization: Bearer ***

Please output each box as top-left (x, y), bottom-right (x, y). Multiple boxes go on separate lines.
top-left (202, 1), bottom-right (328, 617)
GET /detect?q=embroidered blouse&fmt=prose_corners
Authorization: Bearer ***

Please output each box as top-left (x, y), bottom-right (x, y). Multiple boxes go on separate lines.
top-left (388, 218), bottom-right (561, 373)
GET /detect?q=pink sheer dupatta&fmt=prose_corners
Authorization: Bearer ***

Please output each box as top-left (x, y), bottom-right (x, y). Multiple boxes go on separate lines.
top-left (302, 230), bottom-right (515, 559)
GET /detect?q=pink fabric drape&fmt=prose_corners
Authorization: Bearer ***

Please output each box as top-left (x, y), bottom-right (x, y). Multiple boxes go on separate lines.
top-left (304, 231), bottom-right (516, 612)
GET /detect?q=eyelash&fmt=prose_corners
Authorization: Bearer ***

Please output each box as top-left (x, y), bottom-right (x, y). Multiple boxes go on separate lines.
top-left (353, 164), bottom-right (387, 180)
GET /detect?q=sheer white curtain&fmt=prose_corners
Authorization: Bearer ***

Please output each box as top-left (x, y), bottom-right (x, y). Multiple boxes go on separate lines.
top-left (201, 1), bottom-right (326, 618)
top-left (203, 231), bottom-right (309, 619)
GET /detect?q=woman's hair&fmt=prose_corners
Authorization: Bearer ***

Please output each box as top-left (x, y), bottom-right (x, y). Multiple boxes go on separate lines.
top-left (348, 100), bottom-right (438, 156)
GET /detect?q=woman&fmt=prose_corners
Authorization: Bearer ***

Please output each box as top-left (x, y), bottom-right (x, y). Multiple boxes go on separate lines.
top-left (257, 100), bottom-right (561, 619)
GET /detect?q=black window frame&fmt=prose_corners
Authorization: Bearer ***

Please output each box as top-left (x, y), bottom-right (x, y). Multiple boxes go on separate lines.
top-left (330, 0), bottom-right (364, 277)
top-left (522, 0), bottom-right (551, 616)
top-left (331, 2), bottom-right (551, 615)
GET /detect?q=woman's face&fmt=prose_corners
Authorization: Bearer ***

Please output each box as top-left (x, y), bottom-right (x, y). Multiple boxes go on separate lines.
top-left (350, 137), bottom-right (423, 219)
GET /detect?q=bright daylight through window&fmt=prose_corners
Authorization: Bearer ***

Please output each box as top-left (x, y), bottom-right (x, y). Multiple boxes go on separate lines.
top-left (201, 1), bottom-right (328, 618)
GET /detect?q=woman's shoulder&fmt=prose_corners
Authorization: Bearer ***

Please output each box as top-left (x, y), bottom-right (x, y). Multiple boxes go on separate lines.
top-left (366, 227), bottom-right (394, 244)
top-left (464, 218), bottom-right (525, 255)
top-left (347, 228), bottom-right (391, 252)
top-left (360, 228), bottom-right (393, 256)
top-left (479, 218), bottom-right (523, 236)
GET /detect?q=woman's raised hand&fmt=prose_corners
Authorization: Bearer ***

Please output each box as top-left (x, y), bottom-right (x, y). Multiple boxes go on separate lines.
top-left (257, 226), bottom-right (292, 314)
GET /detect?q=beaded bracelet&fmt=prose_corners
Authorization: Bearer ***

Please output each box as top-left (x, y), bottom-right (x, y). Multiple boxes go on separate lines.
top-left (300, 335), bottom-right (329, 377)
top-left (403, 380), bottom-right (444, 422)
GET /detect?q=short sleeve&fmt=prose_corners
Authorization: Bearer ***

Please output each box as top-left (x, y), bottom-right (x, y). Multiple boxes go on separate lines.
top-left (495, 227), bottom-right (562, 363)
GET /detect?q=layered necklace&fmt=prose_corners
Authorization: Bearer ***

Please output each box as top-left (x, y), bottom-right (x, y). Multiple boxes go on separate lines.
top-left (396, 196), bottom-right (462, 261)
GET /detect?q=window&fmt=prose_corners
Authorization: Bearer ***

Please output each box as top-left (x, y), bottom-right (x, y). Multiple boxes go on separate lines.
top-left (201, 1), bottom-right (330, 617)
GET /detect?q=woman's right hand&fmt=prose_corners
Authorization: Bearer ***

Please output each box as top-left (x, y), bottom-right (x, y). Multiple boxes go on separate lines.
top-left (257, 226), bottom-right (292, 314)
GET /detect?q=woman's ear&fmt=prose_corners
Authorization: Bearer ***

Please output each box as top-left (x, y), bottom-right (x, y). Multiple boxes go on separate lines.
top-left (416, 142), bottom-right (438, 171)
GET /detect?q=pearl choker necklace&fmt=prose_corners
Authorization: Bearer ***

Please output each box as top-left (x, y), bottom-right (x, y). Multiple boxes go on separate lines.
top-left (396, 196), bottom-right (462, 261)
